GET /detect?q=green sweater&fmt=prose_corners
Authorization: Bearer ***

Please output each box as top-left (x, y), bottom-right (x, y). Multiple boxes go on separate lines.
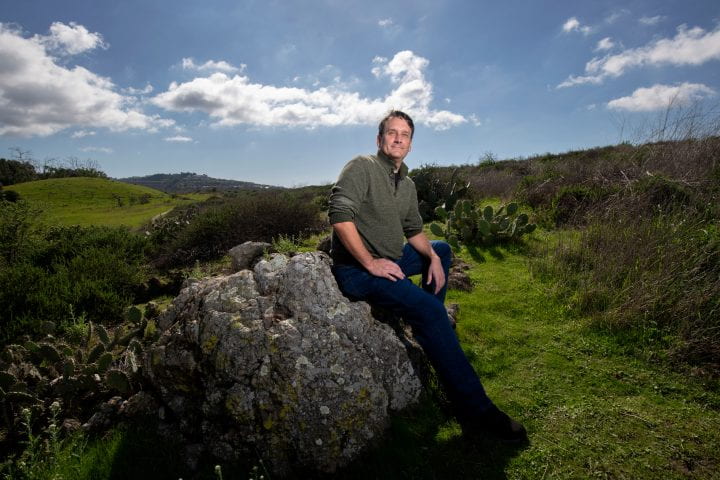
top-left (328, 151), bottom-right (423, 265)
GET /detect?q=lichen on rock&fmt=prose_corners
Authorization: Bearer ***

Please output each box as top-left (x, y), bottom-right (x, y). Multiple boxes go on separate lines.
top-left (144, 248), bottom-right (423, 475)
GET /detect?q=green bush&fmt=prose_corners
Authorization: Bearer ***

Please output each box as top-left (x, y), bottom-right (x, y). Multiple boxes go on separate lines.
top-left (0, 216), bottom-right (148, 343)
top-left (0, 158), bottom-right (36, 186)
top-left (549, 185), bottom-right (610, 227)
top-left (411, 165), bottom-right (470, 222)
top-left (532, 192), bottom-right (720, 371)
top-left (151, 191), bottom-right (324, 268)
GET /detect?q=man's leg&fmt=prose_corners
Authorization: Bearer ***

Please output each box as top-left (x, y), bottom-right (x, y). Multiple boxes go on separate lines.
top-left (333, 261), bottom-right (493, 418)
top-left (333, 247), bottom-right (527, 443)
top-left (396, 240), bottom-right (452, 302)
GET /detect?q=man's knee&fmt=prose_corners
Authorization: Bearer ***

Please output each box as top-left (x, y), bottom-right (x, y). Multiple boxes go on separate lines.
top-left (431, 240), bottom-right (452, 262)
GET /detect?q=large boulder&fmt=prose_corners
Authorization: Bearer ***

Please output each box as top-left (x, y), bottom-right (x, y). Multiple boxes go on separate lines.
top-left (144, 251), bottom-right (423, 475)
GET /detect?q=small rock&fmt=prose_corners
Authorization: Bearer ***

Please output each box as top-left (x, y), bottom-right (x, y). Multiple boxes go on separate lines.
top-left (228, 241), bottom-right (273, 271)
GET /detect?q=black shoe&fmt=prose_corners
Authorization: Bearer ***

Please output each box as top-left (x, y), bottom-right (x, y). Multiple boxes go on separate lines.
top-left (461, 405), bottom-right (528, 444)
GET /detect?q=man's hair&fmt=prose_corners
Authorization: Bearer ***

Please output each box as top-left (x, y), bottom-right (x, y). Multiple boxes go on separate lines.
top-left (378, 110), bottom-right (415, 139)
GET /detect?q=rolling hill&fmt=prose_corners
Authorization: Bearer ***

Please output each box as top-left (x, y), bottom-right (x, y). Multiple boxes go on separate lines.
top-left (6, 177), bottom-right (210, 228)
top-left (117, 172), bottom-right (280, 193)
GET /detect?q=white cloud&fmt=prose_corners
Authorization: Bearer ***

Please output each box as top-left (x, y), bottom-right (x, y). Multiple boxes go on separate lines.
top-left (607, 83), bottom-right (716, 111)
top-left (562, 17), bottom-right (592, 35)
top-left (181, 57), bottom-right (244, 73)
top-left (80, 146), bottom-right (113, 154)
top-left (595, 37), bottom-right (615, 51)
top-left (639, 15), bottom-right (665, 26)
top-left (39, 21), bottom-right (108, 55)
top-left (378, 18), bottom-right (393, 28)
top-left (123, 84), bottom-right (154, 95)
top-left (0, 22), bottom-right (173, 137)
top-left (558, 24), bottom-right (720, 88)
top-left (604, 10), bottom-right (629, 25)
top-left (153, 50), bottom-right (466, 131)
top-left (71, 130), bottom-right (96, 138)
top-left (164, 135), bottom-right (193, 143)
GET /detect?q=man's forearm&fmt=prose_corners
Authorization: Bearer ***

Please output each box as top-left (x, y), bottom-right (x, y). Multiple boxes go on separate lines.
top-left (332, 221), bottom-right (375, 269)
top-left (407, 232), bottom-right (440, 260)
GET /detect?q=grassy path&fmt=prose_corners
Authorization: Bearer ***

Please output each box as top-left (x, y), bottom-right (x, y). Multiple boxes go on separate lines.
top-left (344, 243), bottom-right (720, 479)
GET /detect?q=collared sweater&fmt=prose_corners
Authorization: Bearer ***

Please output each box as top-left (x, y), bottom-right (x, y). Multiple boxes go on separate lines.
top-left (328, 151), bottom-right (423, 265)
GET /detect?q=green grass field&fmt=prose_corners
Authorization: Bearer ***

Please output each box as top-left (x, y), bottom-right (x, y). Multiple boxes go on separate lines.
top-left (6, 177), bottom-right (209, 228)
top-left (28, 234), bottom-right (719, 479)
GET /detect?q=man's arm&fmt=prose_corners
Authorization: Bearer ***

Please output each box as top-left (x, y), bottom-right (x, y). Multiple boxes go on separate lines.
top-left (333, 221), bottom-right (405, 282)
top-left (407, 232), bottom-right (446, 294)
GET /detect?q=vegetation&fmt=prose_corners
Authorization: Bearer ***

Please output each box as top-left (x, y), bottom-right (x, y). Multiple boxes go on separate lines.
top-left (1, 122), bottom-right (719, 477)
top-left (148, 189), bottom-right (326, 268)
top-left (410, 165), bottom-right (470, 221)
top-left (430, 200), bottom-right (536, 248)
top-left (0, 156), bottom-right (106, 186)
top-left (5, 177), bottom-right (209, 228)
top-left (0, 201), bottom-right (148, 343)
top-left (118, 171), bottom-right (279, 193)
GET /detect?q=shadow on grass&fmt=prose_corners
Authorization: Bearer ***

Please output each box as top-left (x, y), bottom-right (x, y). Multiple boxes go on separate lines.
top-left (333, 396), bottom-right (528, 480)
top-left (465, 245), bottom-right (486, 263)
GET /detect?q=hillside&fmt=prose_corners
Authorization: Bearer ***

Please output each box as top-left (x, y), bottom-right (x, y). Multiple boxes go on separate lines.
top-left (6, 177), bottom-right (209, 228)
top-left (117, 172), bottom-right (281, 193)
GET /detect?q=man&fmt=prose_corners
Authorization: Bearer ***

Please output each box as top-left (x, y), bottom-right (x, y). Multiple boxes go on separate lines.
top-left (328, 110), bottom-right (526, 442)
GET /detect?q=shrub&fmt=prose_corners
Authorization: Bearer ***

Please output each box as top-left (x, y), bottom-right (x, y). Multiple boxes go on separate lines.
top-left (151, 192), bottom-right (324, 268)
top-left (0, 223), bottom-right (147, 343)
top-left (410, 165), bottom-right (469, 222)
top-left (531, 191), bottom-right (720, 372)
top-left (0, 158), bottom-right (36, 186)
top-left (549, 185), bottom-right (610, 227)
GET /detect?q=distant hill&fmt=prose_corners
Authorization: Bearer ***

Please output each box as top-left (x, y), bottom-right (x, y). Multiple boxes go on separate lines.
top-left (117, 172), bottom-right (281, 193)
top-left (6, 177), bottom-right (209, 228)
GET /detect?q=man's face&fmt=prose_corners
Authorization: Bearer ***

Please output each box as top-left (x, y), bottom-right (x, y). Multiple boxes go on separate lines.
top-left (377, 116), bottom-right (413, 163)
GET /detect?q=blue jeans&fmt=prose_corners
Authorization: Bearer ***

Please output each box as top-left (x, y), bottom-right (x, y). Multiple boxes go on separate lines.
top-left (332, 240), bottom-right (493, 419)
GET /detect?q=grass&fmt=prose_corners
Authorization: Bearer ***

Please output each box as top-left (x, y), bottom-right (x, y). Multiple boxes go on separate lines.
top-left (335, 236), bottom-right (720, 479)
top-left (11, 233), bottom-right (720, 479)
top-left (6, 177), bottom-right (209, 228)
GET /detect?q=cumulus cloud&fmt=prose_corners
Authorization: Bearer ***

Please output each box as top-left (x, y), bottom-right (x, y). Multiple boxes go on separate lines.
top-left (558, 24), bottom-right (720, 88)
top-left (639, 15), bottom-right (665, 26)
top-left (607, 83), bottom-right (716, 111)
top-left (0, 22), bottom-right (173, 137)
top-left (562, 17), bottom-right (592, 35)
top-left (152, 50), bottom-right (466, 131)
top-left (164, 135), bottom-right (193, 143)
top-left (181, 57), bottom-right (245, 73)
top-left (39, 21), bottom-right (108, 55)
top-left (595, 37), bottom-right (615, 51)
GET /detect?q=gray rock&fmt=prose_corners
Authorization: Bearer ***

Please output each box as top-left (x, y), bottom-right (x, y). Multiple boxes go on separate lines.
top-left (144, 251), bottom-right (422, 475)
top-left (228, 241), bottom-right (273, 272)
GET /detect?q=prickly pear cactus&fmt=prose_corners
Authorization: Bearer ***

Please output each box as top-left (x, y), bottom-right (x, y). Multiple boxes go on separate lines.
top-left (431, 200), bottom-right (536, 248)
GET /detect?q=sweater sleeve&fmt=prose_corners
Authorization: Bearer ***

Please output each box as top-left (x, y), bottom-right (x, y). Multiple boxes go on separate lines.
top-left (403, 180), bottom-right (424, 238)
top-left (328, 158), bottom-right (368, 225)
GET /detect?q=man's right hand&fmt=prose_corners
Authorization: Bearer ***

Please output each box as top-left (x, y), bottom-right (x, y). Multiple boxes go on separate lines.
top-left (365, 258), bottom-right (405, 281)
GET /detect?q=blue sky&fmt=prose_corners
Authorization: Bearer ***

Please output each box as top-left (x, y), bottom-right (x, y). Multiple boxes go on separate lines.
top-left (1, 0), bottom-right (719, 187)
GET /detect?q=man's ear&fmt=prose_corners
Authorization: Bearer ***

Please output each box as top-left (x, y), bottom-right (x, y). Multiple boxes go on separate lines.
top-left (376, 135), bottom-right (381, 148)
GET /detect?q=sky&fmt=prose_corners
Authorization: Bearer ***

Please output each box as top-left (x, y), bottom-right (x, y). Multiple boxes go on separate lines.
top-left (1, 0), bottom-right (719, 187)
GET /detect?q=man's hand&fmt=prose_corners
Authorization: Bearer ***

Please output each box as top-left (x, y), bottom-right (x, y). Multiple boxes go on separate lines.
top-left (366, 258), bottom-right (406, 281)
top-left (426, 254), bottom-right (446, 294)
